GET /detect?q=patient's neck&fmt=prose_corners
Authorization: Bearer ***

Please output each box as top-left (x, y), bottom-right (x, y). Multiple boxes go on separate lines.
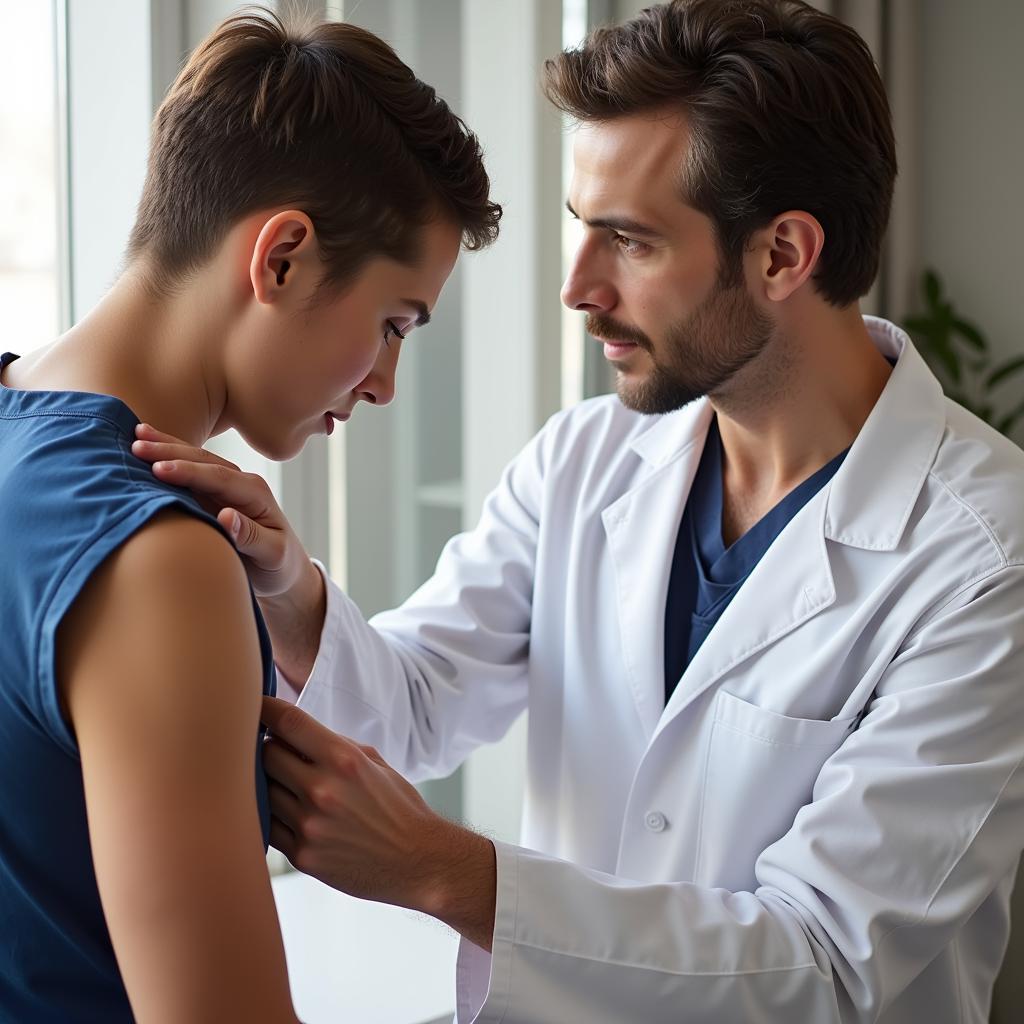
top-left (3, 265), bottom-right (232, 446)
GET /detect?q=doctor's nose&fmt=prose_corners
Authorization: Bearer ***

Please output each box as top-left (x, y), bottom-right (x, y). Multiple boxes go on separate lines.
top-left (560, 249), bottom-right (616, 314)
top-left (356, 341), bottom-right (399, 407)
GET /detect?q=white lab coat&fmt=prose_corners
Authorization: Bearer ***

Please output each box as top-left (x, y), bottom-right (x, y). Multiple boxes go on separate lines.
top-left (291, 317), bottom-right (1024, 1023)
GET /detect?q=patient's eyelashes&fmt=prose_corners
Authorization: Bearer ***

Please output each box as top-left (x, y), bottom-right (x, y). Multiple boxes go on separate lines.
top-left (382, 320), bottom-right (406, 347)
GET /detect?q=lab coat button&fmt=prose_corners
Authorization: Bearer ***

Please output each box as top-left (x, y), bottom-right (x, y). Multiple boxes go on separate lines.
top-left (645, 811), bottom-right (668, 833)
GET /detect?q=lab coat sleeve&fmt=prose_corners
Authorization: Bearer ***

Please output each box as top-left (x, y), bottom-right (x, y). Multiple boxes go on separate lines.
top-left (292, 411), bottom-right (560, 781)
top-left (457, 563), bottom-right (1024, 1023)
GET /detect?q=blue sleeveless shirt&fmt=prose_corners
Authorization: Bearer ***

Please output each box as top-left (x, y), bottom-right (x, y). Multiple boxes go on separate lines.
top-left (0, 352), bottom-right (276, 1022)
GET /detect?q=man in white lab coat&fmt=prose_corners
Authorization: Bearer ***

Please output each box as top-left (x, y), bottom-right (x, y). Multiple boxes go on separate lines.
top-left (136, 1), bottom-right (1024, 1020)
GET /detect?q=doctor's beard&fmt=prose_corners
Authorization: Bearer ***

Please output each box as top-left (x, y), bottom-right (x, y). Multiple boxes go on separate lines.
top-left (588, 277), bottom-right (775, 416)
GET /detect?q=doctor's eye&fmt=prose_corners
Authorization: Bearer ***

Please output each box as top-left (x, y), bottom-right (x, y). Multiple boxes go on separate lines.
top-left (615, 234), bottom-right (650, 257)
top-left (382, 320), bottom-right (406, 347)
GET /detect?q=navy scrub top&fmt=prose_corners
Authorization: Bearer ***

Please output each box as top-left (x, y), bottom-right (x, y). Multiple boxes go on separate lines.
top-left (664, 415), bottom-right (849, 703)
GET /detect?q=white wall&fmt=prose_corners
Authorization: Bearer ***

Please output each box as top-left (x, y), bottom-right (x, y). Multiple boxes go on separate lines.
top-left (919, 0), bottom-right (1024, 444)
top-left (65, 1), bottom-right (154, 320)
top-left (918, 9), bottom-right (1024, 1018)
top-left (612, 0), bottom-right (645, 21)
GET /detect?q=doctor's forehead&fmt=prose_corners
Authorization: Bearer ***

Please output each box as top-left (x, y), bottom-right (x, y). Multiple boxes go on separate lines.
top-left (569, 113), bottom-right (693, 224)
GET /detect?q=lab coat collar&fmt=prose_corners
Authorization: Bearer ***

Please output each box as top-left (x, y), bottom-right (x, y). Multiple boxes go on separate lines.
top-left (627, 316), bottom-right (946, 553)
top-left (627, 397), bottom-right (711, 468)
top-left (823, 316), bottom-right (946, 551)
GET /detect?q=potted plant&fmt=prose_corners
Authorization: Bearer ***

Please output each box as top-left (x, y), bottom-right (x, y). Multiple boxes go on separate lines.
top-left (903, 269), bottom-right (1024, 438)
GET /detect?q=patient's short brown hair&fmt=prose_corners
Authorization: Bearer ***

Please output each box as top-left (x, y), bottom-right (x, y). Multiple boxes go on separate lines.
top-left (127, 8), bottom-right (501, 295)
top-left (544, 0), bottom-right (896, 306)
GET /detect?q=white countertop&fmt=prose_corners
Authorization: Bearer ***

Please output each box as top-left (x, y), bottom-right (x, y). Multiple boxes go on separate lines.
top-left (273, 871), bottom-right (458, 1024)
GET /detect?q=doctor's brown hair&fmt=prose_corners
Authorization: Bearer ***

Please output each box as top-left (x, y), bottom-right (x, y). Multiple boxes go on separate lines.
top-left (127, 9), bottom-right (501, 296)
top-left (543, 0), bottom-right (896, 307)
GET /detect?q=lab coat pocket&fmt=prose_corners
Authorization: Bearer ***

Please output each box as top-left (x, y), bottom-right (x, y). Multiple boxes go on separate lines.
top-left (694, 688), bottom-right (856, 893)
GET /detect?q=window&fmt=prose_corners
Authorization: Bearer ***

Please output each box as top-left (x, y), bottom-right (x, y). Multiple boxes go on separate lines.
top-left (0, 0), bottom-right (62, 353)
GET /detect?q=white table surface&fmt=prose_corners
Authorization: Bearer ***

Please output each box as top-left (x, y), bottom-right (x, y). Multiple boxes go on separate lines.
top-left (272, 871), bottom-right (458, 1024)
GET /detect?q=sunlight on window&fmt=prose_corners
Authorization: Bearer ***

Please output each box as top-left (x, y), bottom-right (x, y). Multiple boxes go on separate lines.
top-left (0, 1), bottom-right (60, 354)
top-left (560, 0), bottom-right (588, 410)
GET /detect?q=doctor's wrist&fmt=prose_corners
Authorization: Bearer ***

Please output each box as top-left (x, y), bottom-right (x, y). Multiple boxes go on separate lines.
top-left (414, 821), bottom-right (497, 953)
top-left (259, 558), bottom-right (326, 683)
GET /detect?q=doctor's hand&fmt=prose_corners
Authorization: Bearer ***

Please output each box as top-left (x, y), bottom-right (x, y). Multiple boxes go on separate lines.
top-left (131, 423), bottom-right (308, 600)
top-left (132, 424), bottom-right (325, 682)
top-left (260, 697), bottom-right (498, 952)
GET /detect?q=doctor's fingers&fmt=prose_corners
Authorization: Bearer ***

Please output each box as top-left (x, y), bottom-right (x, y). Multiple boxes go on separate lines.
top-left (134, 424), bottom-right (240, 470)
top-left (132, 440), bottom-right (242, 475)
top-left (132, 428), bottom-right (245, 502)
top-left (133, 422), bottom-right (223, 450)
top-left (262, 736), bottom-right (319, 800)
top-left (355, 742), bottom-right (386, 766)
top-left (268, 776), bottom-right (352, 871)
top-left (134, 427), bottom-right (281, 521)
top-left (267, 778), bottom-right (302, 832)
top-left (261, 696), bottom-right (362, 769)
top-left (268, 808), bottom-right (298, 866)
top-left (144, 455), bottom-right (280, 526)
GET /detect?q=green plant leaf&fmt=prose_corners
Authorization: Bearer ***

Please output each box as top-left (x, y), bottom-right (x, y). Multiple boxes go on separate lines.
top-left (935, 301), bottom-right (955, 332)
top-left (924, 269), bottom-right (942, 309)
top-left (995, 398), bottom-right (1024, 436)
top-left (904, 315), bottom-right (963, 383)
top-left (928, 344), bottom-right (962, 384)
top-left (987, 355), bottom-right (1024, 390)
top-left (946, 391), bottom-right (976, 411)
top-left (976, 404), bottom-right (994, 424)
top-left (902, 315), bottom-right (936, 335)
top-left (951, 317), bottom-right (987, 351)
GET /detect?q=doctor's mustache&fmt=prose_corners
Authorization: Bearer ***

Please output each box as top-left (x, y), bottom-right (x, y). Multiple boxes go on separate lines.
top-left (586, 313), bottom-right (652, 352)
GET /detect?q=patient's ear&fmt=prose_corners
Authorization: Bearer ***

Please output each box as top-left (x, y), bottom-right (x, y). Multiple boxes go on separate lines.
top-left (249, 211), bottom-right (317, 305)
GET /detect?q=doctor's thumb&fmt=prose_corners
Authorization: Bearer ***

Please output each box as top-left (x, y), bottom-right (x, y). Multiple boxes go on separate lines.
top-left (220, 508), bottom-right (258, 552)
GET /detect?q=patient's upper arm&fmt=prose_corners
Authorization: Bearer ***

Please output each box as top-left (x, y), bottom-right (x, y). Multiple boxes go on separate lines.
top-left (57, 510), bottom-right (297, 1024)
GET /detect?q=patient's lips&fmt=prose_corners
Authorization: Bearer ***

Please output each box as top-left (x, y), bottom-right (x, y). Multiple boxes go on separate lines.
top-left (324, 411), bottom-right (351, 435)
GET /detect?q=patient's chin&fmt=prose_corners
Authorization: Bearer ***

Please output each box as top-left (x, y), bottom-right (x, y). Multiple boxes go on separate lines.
top-left (240, 427), bottom-right (304, 464)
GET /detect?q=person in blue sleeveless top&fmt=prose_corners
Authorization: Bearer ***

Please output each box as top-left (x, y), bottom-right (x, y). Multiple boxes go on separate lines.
top-left (0, 8), bottom-right (499, 1023)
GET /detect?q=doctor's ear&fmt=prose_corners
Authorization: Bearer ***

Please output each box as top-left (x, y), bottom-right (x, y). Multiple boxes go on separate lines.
top-left (753, 211), bottom-right (824, 303)
top-left (250, 211), bottom-right (318, 305)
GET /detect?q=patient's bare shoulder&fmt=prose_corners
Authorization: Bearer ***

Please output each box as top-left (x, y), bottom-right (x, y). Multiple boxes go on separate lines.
top-left (57, 508), bottom-right (261, 730)
top-left (55, 509), bottom-right (297, 1023)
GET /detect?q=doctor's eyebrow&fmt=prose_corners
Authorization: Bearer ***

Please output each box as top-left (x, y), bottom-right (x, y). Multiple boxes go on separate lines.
top-left (565, 200), bottom-right (663, 239)
top-left (403, 299), bottom-right (431, 328)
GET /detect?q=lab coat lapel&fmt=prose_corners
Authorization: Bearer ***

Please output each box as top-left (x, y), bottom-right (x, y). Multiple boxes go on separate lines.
top-left (603, 401), bottom-right (714, 739)
top-left (654, 490), bottom-right (837, 738)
